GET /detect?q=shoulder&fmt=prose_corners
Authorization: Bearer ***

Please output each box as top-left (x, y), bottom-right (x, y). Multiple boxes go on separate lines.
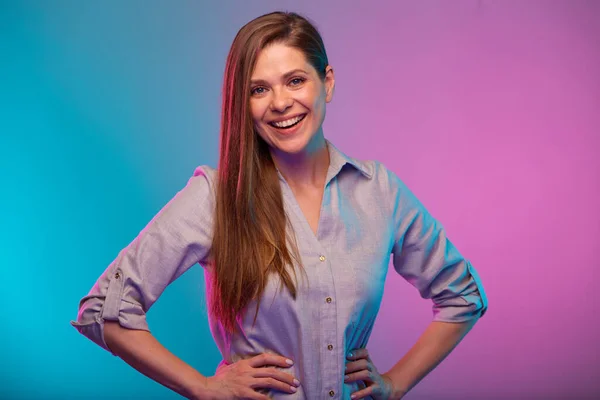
top-left (360, 160), bottom-right (419, 211)
top-left (342, 156), bottom-right (407, 207)
top-left (187, 165), bottom-right (218, 192)
top-left (191, 164), bottom-right (217, 180)
top-left (352, 157), bottom-right (404, 192)
top-left (372, 161), bottom-right (411, 193)
top-left (166, 165), bottom-right (218, 211)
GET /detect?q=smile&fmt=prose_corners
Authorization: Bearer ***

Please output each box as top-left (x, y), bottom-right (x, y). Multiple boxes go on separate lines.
top-left (268, 114), bottom-right (306, 129)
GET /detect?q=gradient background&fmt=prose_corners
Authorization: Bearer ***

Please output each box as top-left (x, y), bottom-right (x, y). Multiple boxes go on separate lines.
top-left (1, 0), bottom-right (599, 399)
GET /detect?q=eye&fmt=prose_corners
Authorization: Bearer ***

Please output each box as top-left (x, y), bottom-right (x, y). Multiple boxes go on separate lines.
top-left (251, 86), bottom-right (267, 96)
top-left (289, 77), bottom-right (306, 86)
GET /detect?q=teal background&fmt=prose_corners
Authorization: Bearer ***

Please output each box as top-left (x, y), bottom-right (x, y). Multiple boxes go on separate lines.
top-left (1, 1), bottom-right (231, 398)
top-left (2, 1), bottom-right (599, 399)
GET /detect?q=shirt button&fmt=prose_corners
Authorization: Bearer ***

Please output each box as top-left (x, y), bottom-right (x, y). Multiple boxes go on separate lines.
top-left (327, 344), bottom-right (333, 350)
top-left (326, 297), bottom-right (332, 303)
top-left (329, 390), bottom-right (335, 397)
top-left (319, 255), bottom-right (326, 262)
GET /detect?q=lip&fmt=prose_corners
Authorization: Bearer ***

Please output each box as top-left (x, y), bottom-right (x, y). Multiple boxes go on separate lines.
top-left (268, 113), bottom-right (306, 124)
top-left (268, 113), bottom-right (307, 135)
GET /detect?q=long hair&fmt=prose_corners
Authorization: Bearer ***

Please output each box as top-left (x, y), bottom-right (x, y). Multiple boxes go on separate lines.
top-left (209, 11), bottom-right (330, 333)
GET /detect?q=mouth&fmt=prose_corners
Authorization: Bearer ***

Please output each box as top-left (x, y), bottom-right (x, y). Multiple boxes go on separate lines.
top-left (268, 114), bottom-right (307, 130)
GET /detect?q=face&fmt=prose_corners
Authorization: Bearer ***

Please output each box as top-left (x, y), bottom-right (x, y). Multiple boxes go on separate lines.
top-left (249, 42), bottom-right (334, 156)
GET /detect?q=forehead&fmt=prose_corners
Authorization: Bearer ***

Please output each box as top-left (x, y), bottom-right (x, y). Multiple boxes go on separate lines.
top-left (252, 43), bottom-right (311, 78)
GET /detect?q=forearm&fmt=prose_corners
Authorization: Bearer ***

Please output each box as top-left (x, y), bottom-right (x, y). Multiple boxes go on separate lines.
top-left (103, 321), bottom-right (207, 399)
top-left (383, 318), bottom-right (479, 398)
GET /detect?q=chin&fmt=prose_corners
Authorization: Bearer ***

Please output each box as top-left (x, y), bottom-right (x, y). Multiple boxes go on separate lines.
top-left (260, 129), bottom-right (315, 156)
top-left (271, 138), bottom-right (310, 155)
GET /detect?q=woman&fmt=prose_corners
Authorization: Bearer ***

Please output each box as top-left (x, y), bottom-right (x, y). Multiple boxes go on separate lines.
top-left (72, 11), bottom-right (488, 400)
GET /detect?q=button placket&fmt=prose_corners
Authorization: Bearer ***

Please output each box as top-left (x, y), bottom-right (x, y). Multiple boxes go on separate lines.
top-left (315, 250), bottom-right (339, 399)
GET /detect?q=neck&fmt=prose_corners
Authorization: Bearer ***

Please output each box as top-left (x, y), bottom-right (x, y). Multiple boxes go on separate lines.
top-left (270, 134), bottom-right (329, 189)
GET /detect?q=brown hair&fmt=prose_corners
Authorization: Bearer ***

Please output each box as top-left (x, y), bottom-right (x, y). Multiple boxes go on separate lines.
top-left (209, 11), bottom-right (329, 333)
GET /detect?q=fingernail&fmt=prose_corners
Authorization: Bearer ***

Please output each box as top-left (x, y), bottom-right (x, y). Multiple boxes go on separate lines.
top-left (344, 374), bottom-right (350, 381)
top-left (286, 359), bottom-right (294, 365)
top-left (347, 351), bottom-right (354, 358)
top-left (290, 386), bottom-right (297, 393)
top-left (293, 379), bottom-right (300, 386)
top-left (350, 394), bottom-right (356, 399)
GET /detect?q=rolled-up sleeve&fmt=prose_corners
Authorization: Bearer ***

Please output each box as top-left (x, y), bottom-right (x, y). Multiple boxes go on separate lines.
top-left (70, 166), bottom-right (216, 354)
top-left (388, 169), bottom-right (488, 322)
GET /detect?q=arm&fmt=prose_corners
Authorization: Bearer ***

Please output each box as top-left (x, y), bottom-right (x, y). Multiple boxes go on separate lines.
top-left (103, 321), bottom-right (209, 399)
top-left (103, 323), bottom-right (300, 400)
top-left (71, 167), bottom-right (216, 397)
top-left (383, 319), bottom-right (478, 398)
top-left (386, 166), bottom-right (488, 397)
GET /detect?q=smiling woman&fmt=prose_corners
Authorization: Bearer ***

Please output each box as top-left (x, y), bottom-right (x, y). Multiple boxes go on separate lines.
top-left (249, 45), bottom-right (333, 156)
top-left (71, 11), bottom-right (488, 400)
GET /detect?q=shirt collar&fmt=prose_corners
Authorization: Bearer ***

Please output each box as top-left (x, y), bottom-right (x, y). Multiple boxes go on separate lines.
top-left (275, 139), bottom-right (373, 183)
top-left (325, 139), bottom-right (373, 181)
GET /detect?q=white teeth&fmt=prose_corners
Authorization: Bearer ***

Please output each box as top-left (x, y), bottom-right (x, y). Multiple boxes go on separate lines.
top-left (271, 114), bottom-right (304, 128)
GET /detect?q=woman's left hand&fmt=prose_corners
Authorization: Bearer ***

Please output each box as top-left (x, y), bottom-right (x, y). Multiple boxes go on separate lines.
top-left (345, 348), bottom-right (399, 400)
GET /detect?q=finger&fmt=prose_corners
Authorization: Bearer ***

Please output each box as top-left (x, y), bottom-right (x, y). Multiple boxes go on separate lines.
top-left (345, 359), bottom-right (370, 374)
top-left (347, 348), bottom-right (369, 361)
top-left (248, 353), bottom-right (294, 368)
top-left (251, 377), bottom-right (299, 394)
top-left (350, 385), bottom-right (374, 400)
top-left (345, 369), bottom-right (373, 384)
top-left (253, 367), bottom-right (300, 387)
top-left (242, 389), bottom-right (269, 400)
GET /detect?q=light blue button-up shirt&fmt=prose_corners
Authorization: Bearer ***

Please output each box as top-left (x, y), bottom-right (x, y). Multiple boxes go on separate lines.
top-left (72, 139), bottom-right (488, 399)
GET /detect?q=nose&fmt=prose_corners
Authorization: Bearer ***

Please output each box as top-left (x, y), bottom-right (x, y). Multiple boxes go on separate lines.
top-left (269, 89), bottom-right (293, 112)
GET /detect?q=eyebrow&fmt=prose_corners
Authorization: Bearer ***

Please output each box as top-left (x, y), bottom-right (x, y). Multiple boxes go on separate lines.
top-left (250, 69), bottom-right (308, 86)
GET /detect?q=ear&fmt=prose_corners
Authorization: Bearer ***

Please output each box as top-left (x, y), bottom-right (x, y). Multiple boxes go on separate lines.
top-left (324, 65), bottom-right (335, 103)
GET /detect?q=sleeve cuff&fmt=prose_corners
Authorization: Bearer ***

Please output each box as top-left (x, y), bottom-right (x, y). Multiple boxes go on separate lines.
top-left (70, 300), bottom-right (150, 356)
top-left (71, 267), bottom-right (150, 355)
top-left (431, 260), bottom-right (488, 323)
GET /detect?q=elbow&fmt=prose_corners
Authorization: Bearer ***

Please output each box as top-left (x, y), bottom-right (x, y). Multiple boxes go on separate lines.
top-left (72, 270), bottom-right (151, 354)
top-left (70, 297), bottom-right (116, 355)
top-left (432, 291), bottom-right (488, 323)
top-left (103, 320), bottom-right (122, 353)
top-left (71, 300), bottom-right (151, 355)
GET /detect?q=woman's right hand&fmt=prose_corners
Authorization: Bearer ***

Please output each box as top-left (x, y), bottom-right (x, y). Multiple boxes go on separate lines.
top-left (198, 353), bottom-right (301, 400)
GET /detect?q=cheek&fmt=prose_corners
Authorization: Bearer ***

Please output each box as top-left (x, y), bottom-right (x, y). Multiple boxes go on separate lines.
top-left (311, 85), bottom-right (326, 106)
top-left (308, 92), bottom-right (327, 121)
top-left (250, 100), bottom-right (267, 124)
top-left (298, 89), bottom-right (324, 114)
